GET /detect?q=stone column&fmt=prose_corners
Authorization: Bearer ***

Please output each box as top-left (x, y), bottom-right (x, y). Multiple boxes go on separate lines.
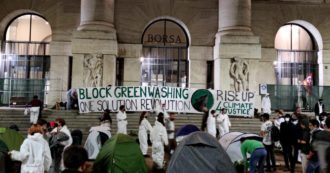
top-left (72, 0), bottom-right (117, 88)
top-left (78, 0), bottom-right (115, 32)
top-left (214, 0), bottom-right (261, 91)
top-left (218, 0), bottom-right (252, 36)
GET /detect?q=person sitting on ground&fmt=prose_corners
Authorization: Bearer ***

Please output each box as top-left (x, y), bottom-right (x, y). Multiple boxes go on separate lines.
top-left (9, 124), bottom-right (52, 173)
top-left (240, 137), bottom-right (267, 173)
top-left (61, 145), bottom-right (89, 173)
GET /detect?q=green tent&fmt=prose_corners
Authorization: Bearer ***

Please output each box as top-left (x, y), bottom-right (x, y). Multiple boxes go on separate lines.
top-left (0, 128), bottom-right (25, 151)
top-left (93, 134), bottom-right (147, 173)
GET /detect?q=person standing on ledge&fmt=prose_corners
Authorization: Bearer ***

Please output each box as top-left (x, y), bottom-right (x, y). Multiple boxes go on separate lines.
top-left (261, 93), bottom-right (271, 114)
top-left (29, 95), bottom-right (43, 123)
top-left (116, 105), bottom-right (127, 134)
top-left (314, 98), bottom-right (325, 121)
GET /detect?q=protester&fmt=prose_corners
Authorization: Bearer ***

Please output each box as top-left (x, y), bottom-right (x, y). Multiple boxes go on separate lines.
top-left (314, 98), bottom-right (325, 121)
top-left (155, 102), bottom-right (169, 120)
top-left (116, 105), bottom-right (127, 134)
top-left (66, 88), bottom-right (78, 110)
top-left (50, 118), bottom-right (73, 172)
top-left (280, 114), bottom-right (295, 172)
top-left (138, 111), bottom-right (153, 156)
top-left (260, 113), bottom-right (276, 172)
top-left (274, 109), bottom-right (284, 129)
top-left (150, 112), bottom-right (168, 170)
top-left (9, 124), bottom-right (52, 173)
top-left (84, 111), bottom-right (112, 159)
top-left (207, 110), bottom-right (217, 137)
top-left (240, 138), bottom-right (267, 173)
top-left (261, 93), bottom-right (271, 114)
top-left (201, 107), bottom-right (209, 131)
top-left (217, 108), bottom-right (231, 137)
top-left (62, 146), bottom-right (89, 173)
top-left (28, 95), bottom-right (43, 123)
top-left (306, 119), bottom-right (322, 173)
top-left (298, 118), bottom-right (311, 173)
top-left (166, 112), bottom-right (176, 155)
top-left (313, 116), bottom-right (330, 173)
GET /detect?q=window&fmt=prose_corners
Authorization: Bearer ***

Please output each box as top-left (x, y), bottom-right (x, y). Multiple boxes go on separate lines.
top-left (274, 24), bottom-right (318, 86)
top-left (141, 19), bottom-right (189, 87)
top-left (116, 57), bottom-right (124, 86)
top-left (0, 14), bottom-right (51, 105)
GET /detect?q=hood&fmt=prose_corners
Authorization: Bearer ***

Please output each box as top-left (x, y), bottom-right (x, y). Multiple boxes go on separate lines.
top-left (28, 133), bottom-right (43, 141)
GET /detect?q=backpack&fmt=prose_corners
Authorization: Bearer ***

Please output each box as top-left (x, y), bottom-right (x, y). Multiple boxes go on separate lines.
top-left (271, 125), bottom-right (280, 142)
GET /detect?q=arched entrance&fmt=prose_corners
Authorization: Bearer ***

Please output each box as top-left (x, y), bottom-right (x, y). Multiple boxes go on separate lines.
top-left (0, 13), bottom-right (51, 106)
top-left (141, 18), bottom-right (189, 87)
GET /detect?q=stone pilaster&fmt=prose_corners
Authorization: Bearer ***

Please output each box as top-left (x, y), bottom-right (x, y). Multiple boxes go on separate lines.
top-left (72, 0), bottom-right (117, 88)
top-left (214, 0), bottom-right (262, 109)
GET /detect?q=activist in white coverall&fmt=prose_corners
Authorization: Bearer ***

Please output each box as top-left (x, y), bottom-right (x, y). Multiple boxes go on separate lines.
top-left (29, 107), bottom-right (39, 124)
top-left (138, 111), bottom-right (153, 155)
top-left (261, 93), bottom-right (271, 114)
top-left (207, 110), bottom-right (217, 137)
top-left (116, 105), bottom-right (127, 134)
top-left (84, 112), bottom-right (111, 159)
top-left (154, 102), bottom-right (169, 121)
top-left (10, 124), bottom-right (52, 173)
top-left (151, 113), bottom-right (168, 169)
top-left (217, 108), bottom-right (231, 137)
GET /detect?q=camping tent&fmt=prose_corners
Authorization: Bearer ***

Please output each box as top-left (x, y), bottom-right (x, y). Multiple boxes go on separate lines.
top-left (175, 124), bottom-right (199, 144)
top-left (0, 128), bottom-right (24, 151)
top-left (219, 132), bottom-right (261, 162)
top-left (93, 133), bottom-right (147, 173)
top-left (167, 131), bottom-right (236, 173)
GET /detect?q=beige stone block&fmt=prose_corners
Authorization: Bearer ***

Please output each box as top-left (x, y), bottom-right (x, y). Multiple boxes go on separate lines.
top-left (118, 44), bottom-right (142, 58)
top-left (220, 35), bottom-right (260, 44)
top-left (220, 43), bottom-right (261, 59)
top-left (189, 46), bottom-right (213, 61)
top-left (189, 60), bottom-right (207, 88)
top-left (261, 48), bottom-right (277, 62)
top-left (49, 41), bottom-right (72, 56)
top-left (72, 38), bottom-right (118, 55)
top-left (72, 54), bottom-right (85, 88)
top-left (124, 58), bottom-right (140, 86)
top-left (103, 55), bottom-right (116, 86)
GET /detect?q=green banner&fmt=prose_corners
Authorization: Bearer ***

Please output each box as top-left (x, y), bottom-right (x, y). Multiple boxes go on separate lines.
top-left (77, 86), bottom-right (255, 116)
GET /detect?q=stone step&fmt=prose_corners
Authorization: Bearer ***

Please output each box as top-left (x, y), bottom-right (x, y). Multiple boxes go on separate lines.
top-left (0, 109), bottom-right (262, 141)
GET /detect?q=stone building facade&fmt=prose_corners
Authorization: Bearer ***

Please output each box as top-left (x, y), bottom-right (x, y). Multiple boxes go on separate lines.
top-left (0, 0), bottom-right (329, 110)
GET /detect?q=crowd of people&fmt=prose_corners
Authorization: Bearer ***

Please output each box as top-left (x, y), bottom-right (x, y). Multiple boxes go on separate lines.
top-left (3, 95), bottom-right (330, 173)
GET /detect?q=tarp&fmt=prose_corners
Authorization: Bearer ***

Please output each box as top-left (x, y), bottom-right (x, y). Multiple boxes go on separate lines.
top-left (219, 132), bottom-right (261, 162)
top-left (0, 128), bottom-right (24, 151)
top-left (93, 134), bottom-right (147, 173)
top-left (167, 131), bottom-right (236, 173)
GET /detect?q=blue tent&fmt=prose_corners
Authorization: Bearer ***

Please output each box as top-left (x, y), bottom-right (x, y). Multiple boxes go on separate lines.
top-left (175, 124), bottom-right (199, 137)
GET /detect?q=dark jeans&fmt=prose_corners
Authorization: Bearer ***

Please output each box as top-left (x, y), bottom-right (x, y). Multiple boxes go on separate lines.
top-left (281, 143), bottom-right (294, 172)
top-left (265, 144), bottom-right (276, 170)
top-left (250, 148), bottom-right (267, 173)
top-left (306, 160), bottom-right (320, 173)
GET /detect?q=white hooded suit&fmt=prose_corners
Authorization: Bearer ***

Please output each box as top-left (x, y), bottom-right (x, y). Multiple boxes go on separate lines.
top-left (116, 111), bottom-right (127, 134)
top-left (10, 133), bottom-right (52, 173)
top-left (217, 113), bottom-right (231, 137)
top-left (138, 118), bottom-right (153, 155)
top-left (151, 121), bottom-right (168, 169)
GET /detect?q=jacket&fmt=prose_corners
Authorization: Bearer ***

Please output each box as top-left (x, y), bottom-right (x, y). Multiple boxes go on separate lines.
top-left (10, 133), bottom-right (52, 173)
